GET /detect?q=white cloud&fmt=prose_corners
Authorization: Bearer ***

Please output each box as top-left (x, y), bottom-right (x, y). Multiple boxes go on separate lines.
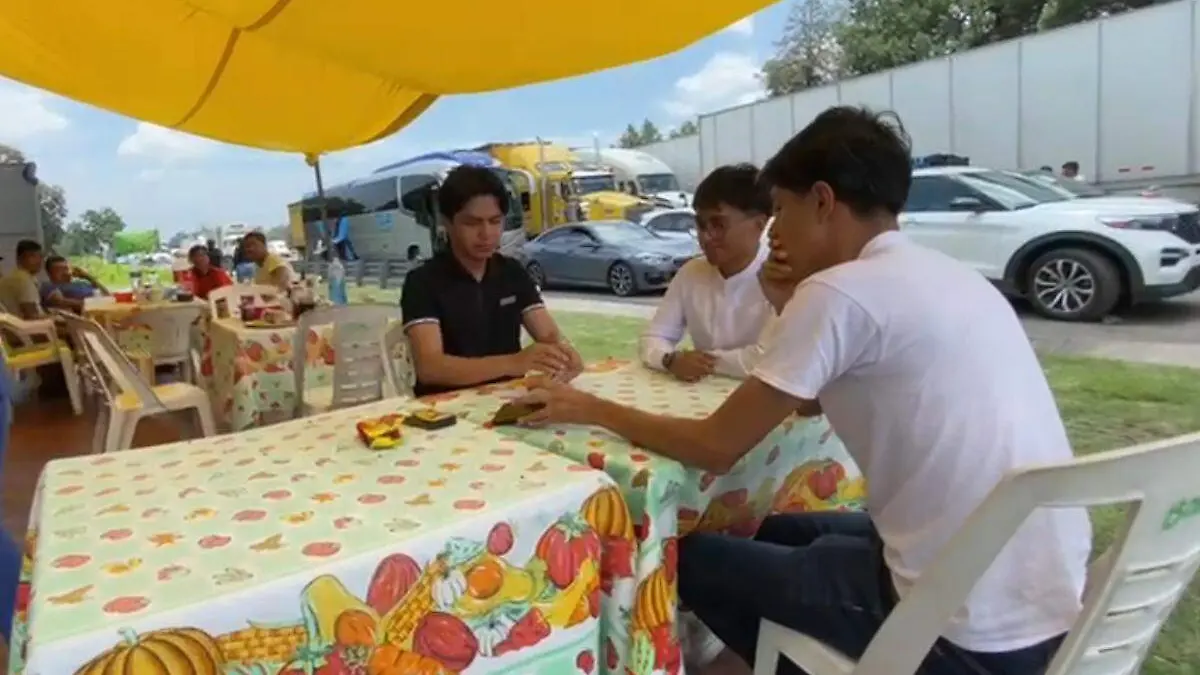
top-left (0, 83), bottom-right (69, 143)
top-left (117, 123), bottom-right (218, 163)
top-left (724, 17), bottom-right (755, 36)
top-left (661, 52), bottom-right (765, 120)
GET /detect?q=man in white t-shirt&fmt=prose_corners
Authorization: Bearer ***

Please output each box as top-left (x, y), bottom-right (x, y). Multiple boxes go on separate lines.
top-left (515, 106), bottom-right (1090, 674)
top-left (640, 164), bottom-right (777, 380)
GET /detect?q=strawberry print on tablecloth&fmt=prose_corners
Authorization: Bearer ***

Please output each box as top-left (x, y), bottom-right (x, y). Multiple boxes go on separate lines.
top-left (12, 398), bottom-right (643, 675)
top-left (426, 361), bottom-right (866, 674)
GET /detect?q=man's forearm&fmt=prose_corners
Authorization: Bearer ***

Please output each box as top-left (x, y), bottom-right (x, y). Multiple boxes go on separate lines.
top-left (419, 353), bottom-right (518, 388)
top-left (589, 398), bottom-right (739, 473)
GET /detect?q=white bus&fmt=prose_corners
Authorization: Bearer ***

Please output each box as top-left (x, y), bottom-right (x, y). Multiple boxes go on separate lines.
top-left (291, 151), bottom-right (527, 262)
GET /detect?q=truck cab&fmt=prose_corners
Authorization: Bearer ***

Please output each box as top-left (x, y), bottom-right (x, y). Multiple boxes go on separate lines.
top-left (574, 147), bottom-right (693, 208)
top-left (0, 163), bottom-right (44, 275)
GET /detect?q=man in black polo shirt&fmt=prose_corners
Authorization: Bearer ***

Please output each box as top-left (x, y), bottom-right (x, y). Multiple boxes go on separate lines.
top-left (401, 165), bottom-right (583, 397)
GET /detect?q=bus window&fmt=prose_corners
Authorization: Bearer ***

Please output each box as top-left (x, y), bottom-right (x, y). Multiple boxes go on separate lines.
top-left (399, 174), bottom-right (438, 217)
top-left (346, 178), bottom-right (399, 213)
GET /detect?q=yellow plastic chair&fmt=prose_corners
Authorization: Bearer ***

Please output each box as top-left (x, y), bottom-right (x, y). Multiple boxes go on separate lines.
top-left (0, 313), bottom-right (82, 415)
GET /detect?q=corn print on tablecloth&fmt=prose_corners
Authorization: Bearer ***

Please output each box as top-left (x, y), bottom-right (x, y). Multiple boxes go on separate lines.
top-left (424, 360), bottom-right (866, 673)
top-left (10, 399), bottom-right (637, 675)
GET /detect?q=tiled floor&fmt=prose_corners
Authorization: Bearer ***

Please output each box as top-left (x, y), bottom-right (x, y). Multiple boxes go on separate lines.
top-left (3, 394), bottom-right (190, 537)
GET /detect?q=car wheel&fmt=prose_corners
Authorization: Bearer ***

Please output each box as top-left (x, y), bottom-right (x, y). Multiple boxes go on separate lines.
top-left (607, 261), bottom-right (637, 297)
top-left (526, 261), bottom-right (547, 289)
top-left (1026, 247), bottom-right (1121, 322)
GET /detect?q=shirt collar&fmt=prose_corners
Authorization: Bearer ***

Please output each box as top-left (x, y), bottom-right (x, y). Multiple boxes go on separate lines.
top-left (438, 250), bottom-right (501, 283)
top-left (859, 230), bottom-right (906, 260)
top-left (718, 241), bottom-right (769, 285)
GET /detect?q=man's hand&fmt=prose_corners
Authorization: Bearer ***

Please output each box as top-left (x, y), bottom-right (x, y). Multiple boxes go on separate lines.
top-left (510, 342), bottom-right (572, 378)
top-left (70, 266), bottom-right (93, 281)
top-left (513, 376), bottom-right (602, 427)
top-left (667, 350), bottom-right (715, 383)
top-left (759, 232), bottom-right (800, 313)
top-left (557, 341), bottom-right (584, 382)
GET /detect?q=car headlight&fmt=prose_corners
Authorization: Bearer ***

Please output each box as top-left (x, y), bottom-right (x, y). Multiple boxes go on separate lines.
top-left (1099, 215), bottom-right (1177, 231)
top-left (633, 252), bottom-right (670, 264)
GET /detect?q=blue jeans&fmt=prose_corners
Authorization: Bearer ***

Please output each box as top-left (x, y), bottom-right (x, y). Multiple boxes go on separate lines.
top-left (678, 512), bottom-right (1064, 675)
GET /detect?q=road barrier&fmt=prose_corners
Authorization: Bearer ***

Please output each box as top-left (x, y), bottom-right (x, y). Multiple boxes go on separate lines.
top-left (293, 259), bottom-right (414, 288)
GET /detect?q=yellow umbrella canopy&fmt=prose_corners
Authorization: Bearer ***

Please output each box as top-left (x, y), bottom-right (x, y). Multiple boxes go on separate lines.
top-left (0, 0), bottom-right (771, 154)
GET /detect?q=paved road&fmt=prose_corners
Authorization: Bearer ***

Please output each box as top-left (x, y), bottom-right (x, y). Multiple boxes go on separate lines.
top-left (543, 288), bottom-right (1200, 368)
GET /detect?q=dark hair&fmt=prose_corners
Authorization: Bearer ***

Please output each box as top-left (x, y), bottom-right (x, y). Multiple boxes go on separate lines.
top-left (15, 239), bottom-right (42, 259)
top-left (188, 244), bottom-right (209, 258)
top-left (44, 255), bottom-right (67, 272)
top-left (1039, 165), bottom-right (1053, 173)
top-left (693, 163), bottom-right (771, 215)
top-left (437, 165), bottom-right (509, 221)
top-left (761, 106), bottom-right (912, 217)
top-left (242, 231), bottom-right (266, 245)
top-left (1062, 161), bottom-right (1080, 172)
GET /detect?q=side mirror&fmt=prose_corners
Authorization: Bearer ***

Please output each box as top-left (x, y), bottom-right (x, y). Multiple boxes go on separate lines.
top-left (949, 196), bottom-right (986, 212)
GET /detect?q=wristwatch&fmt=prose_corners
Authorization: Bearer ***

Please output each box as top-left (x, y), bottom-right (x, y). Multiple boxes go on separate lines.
top-left (662, 352), bottom-right (677, 370)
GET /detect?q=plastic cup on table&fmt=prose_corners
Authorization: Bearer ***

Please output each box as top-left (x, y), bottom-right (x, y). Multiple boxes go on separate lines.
top-left (113, 291), bottom-right (135, 304)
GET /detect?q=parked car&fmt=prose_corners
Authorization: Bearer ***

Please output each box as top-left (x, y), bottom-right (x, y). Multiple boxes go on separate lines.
top-left (903, 166), bottom-right (1200, 321)
top-left (519, 221), bottom-right (700, 296)
top-left (634, 208), bottom-right (697, 240)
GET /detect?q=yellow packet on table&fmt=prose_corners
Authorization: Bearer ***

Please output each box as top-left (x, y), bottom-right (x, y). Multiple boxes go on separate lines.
top-left (355, 414), bottom-right (405, 449)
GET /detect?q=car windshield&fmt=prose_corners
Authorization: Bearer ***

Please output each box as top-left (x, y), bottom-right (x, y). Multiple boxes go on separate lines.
top-left (653, 213), bottom-right (697, 232)
top-left (1020, 171), bottom-right (1109, 198)
top-left (590, 221), bottom-right (665, 244)
top-left (956, 170), bottom-right (1069, 209)
top-left (573, 174), bottom-right (617, 195)
top-left (638, 173), bottom-right (680, 193)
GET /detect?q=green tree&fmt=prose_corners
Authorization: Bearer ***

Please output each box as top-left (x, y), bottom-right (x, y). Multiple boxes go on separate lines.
top-left (617, 123), bottom-right (643, 148)
top-left (38, 184), bottom-right (67, 250)
top-left (638, 119), bottom-right (663, 145)
top-left (113, 230), bottom-right (160, 256)
top-left (669, 120), bottom-right (699, 139)
top-left (1039, 0), bottom-right (1157, 30)
top-left (762, 0), bottom-right (844, 97)
top-left (60, 207), bottom-right (127, 256)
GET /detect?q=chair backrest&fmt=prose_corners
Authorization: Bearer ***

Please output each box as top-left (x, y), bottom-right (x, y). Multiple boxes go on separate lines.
top-left (292, 304), bottom-right (403, 415)
top-left (53, 312), bottom-right (166, 414)
top-left (130, 304), bottom-right (205, 360)
top-left (853, 432), bottom-right (1200, 675)
top-left (382, 321), bottom-right (415, 397)
top-left (208, 284), bottom-right (282, 319)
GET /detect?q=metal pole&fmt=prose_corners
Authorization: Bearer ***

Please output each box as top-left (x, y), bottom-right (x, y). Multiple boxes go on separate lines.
top-left (307, 154), bottom-right (332, 268)
top-left (536, 137), bottom-right (551, 226)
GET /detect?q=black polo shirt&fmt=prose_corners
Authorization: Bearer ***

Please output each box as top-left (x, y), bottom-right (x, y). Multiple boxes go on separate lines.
top-left (401, 251), bottom-right (543, 396)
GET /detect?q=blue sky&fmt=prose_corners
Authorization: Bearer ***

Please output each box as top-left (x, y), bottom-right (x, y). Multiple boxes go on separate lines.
top-left (0, 3), bottom-right (786, 237)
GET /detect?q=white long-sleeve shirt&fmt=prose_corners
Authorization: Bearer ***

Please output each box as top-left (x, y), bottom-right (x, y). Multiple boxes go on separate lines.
top-left (640, 245), bottom-right (776, 378)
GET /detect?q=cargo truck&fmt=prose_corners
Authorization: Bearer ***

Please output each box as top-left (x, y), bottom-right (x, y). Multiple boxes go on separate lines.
top-left (0, 162), bottom-right (44, 275)
top-left (573, 147), bottom-right (693, 208)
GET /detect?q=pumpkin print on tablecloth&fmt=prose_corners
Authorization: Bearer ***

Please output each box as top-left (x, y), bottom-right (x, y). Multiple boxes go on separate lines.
top-left (632, 566), bottom-right (674, 632)
top-left (580, 486), bottom-right (634, 541)
top-left (73, 627), bottom-right (223, 675)
top-left (368, 644), bottom-right (454, 675)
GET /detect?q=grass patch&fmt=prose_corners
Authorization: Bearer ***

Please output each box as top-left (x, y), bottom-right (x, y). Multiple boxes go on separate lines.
top-left (70, 256), bottom-right (172, 288)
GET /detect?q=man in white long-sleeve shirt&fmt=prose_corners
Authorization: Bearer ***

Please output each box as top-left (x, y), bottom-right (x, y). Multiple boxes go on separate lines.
top-left (640, 164), bottom-right (776, 380)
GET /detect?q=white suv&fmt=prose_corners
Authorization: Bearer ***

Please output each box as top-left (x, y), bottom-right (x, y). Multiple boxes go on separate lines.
top-left (903, 166), bottom-right (1200, 321)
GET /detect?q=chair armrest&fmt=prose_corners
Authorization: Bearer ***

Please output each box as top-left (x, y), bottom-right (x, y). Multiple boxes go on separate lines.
top-left (755, 621), bottom-right (856, 675)
top-left (0, 315), bottom-right (57, 342)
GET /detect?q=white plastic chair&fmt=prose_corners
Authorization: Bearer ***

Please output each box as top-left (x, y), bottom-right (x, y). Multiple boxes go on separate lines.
top-left (208, 284), bottom-right (282, 319)
top-left (0, 312), bottom-right (83, 415)
top-left (382, 320), bottom-right (415, 398)
top-left (755, 431), bottom-right (1200, 675)
top-left (55, 312), bottom-right (216, 452)
top-left (129, 303), bottom-right (205, 383)
top-left (292, 304), bottom-right (404, 417)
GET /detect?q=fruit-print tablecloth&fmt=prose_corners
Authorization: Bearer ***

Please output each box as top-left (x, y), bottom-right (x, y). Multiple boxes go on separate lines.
top-left (203, 318), bottom-right (335, 430)
top-left (10, 398), bottom-right (639, 675)
top-left (425, 360), bottom-right (865, 673)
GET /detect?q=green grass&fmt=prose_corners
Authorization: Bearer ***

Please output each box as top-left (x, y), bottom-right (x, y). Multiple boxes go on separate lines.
top-left (69, 256), bottom-right (172, 289)
top-left (545, 312), bottom-right (1200, 674)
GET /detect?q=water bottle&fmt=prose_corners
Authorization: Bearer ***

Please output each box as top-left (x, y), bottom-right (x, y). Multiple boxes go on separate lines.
top-left (327, 256), bottom-right (348, 306)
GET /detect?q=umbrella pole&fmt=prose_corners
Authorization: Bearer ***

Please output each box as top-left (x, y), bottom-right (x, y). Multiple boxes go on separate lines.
top-left (305, 153), bottom-right (333, 268)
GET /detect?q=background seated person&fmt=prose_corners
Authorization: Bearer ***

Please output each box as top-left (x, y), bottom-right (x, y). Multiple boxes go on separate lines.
top-left (640, 163), bottom-right (776, 381)
top-left (241, 231), bottom-right (294, 290)
top-left (187, 244), bottom-right (232, 299)
top-left (0, 240), bottom-right (46, 319)
top-left (401, 165), bottom-right (582, 397)
top-left (41, 255), bottom-right (109, 313)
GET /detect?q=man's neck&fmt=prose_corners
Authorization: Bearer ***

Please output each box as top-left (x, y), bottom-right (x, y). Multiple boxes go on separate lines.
top-left (450, 248), bottom-right (489, 280)
top-left (716, 246), bottom-right (758, 279)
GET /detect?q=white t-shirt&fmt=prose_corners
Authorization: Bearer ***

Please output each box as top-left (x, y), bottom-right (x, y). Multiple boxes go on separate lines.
top-left (640, 243), bottom-right (776, 377)
top-left (752, 231), bottom-right (1091, 652)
